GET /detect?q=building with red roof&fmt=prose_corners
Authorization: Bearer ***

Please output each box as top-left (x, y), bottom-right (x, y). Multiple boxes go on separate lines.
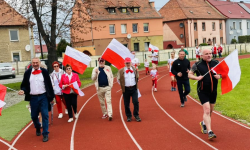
top-left (206, 0), bottom-right (250, 44)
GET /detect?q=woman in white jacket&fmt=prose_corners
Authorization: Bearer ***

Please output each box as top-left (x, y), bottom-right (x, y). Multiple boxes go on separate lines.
top-left (50, 61), bottom-right (67, 118)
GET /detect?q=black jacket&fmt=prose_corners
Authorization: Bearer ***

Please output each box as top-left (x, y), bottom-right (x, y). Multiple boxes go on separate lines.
top-left (21, 68), bottom-right (55, 102)
top-left (171, 58), bottom-right (190, 80)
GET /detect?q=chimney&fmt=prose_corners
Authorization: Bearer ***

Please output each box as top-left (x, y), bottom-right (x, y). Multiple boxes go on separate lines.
top-left (149, 1), bottom-right (155, 7)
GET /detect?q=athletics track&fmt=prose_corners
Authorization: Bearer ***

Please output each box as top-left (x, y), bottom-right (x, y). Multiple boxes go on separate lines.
top-left (1, 54), bottom-right (250, 150)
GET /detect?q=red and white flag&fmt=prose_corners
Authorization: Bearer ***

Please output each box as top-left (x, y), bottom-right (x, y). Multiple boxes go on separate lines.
top-left (148, 44), bottom-right (159, 52)
top-left (69, 81), bottom-right (85, 97)
top-left (0, 84), bottom-right (7, 116)
top-left (63, 46), bottom-right (91, 74)
top-left (212, 49), bottom-right (241, 95)
top-left (101, 39), bottom-right (134, 69)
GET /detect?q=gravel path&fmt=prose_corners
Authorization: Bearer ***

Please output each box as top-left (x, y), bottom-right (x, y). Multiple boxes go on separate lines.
top-left (3, 92), bottom-right (25, 109)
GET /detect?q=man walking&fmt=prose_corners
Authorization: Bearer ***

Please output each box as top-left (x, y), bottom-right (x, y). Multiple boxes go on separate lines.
top-left (91, 58), bottom-right (113, 121)
top-left (181, 46), bottom-right (189, 59)
top-left (188, 49), bottom-right (221, 140)
top-left (18, 57), bottom-right (54, 142)
top-left (171, 50), bottom-right (190, 107)
top-left (117, 57), bottom-right (141, 122)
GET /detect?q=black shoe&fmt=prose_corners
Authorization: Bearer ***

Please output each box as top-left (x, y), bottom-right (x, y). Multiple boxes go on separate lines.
top-left (184, 96), bottom-right (187, 102)
top-left (208, 131), bottom-right (216, 140)
top-left (135, 116), bottom-right (141, 122)
top-left (36, 128), bottom-right (41, 136)
top-left (43, 135), bottom-right (49, 142)
top-left (127, 117), bottom-right (132, 122)
top-left (108, 116), bottom-right (113, 121)
top-left (199, 121), bottom-right (207, 134)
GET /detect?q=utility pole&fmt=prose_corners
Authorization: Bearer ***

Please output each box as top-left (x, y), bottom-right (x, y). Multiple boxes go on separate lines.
top-left (26, 0), bottom-right (34, 60)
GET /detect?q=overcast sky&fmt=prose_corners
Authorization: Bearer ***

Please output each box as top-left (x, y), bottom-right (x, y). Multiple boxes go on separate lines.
top-left (153, 0), bottom-right (247, 11)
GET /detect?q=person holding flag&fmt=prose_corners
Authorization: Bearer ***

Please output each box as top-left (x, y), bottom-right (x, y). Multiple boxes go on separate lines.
top-left (117, 57), bottom-right (141, 122)
top-left (18, 57), bottom-right (54, 142)
top-left (148, 50), bottom-right (159, 65)
top-left (188, 49), bottom-right (222, 140)
top-left (131, 51), bottom-right (140, 70)
top-left (91, 58), bottom-right (114, 121)
top-left (59, 64), bottom-right (81, 123)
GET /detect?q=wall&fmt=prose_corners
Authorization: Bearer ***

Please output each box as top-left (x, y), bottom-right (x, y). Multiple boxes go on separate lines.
top-left (74, 46), bottom-right (96, 56)
top-left (225, 19), bottom-right (250, 44)
top-left (0, 26), bottom-right (35, 62)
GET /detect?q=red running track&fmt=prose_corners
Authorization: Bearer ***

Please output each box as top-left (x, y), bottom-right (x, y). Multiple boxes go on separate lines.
top-left (0, 54), bottom-right (250, 150)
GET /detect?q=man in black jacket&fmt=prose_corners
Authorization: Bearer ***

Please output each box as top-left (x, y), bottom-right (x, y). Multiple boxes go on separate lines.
top-left (171, 50), bottom-right (190, 107)
top-left (18, 57), bottom-right (54, 142)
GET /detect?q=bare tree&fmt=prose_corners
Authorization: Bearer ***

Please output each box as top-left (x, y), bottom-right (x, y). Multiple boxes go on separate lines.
top-left (3, 0), bottom-right (101, 72)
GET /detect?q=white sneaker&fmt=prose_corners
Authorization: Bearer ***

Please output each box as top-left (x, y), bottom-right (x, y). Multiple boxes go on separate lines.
top-left (74, 113), bottom-right (78, 119)
top-left (58, 113), bottom-right (63, 119)
top-left (65, 109), bottom-right (68, 114)
top-left (68, 118), bottom-right (73, 122)
top-left (154, 88), bottom-right (157, 92)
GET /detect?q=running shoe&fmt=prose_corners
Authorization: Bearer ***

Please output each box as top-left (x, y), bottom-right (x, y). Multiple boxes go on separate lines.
top-left (135, 116), bottom-right (141, 122)
top-left (184, 96), bottom-right (187, 102)
top-left (108, 116), bottom-right (112, 121)
top-left (199, 121), bottom-right (207, 134)
top-left (171, 87), bottom-right (173, 91)
top-left (208, 131), bottom-right (217, 139)
top-left (127, 117), bottom-right (132, 122)
top-left (180, 103), bottom-right (184, 107)
top-left (102, 114), bottom-right (108, 119)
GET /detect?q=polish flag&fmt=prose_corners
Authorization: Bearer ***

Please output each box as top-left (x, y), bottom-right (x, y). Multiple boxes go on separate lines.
top-left (0, 84), bottom-right (7, 116)
top-left (63, 46), bottom-right (91, 74)
top-left (69, 81), bottom-right (85, 97)
top-left (212, 49), bottom-right (241, 95)
top-left (148, 44), bottom-right (159, 52)
top-left (101, 39), bottom-right (134, 69)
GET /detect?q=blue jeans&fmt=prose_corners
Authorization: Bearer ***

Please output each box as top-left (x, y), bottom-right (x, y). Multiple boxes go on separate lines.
top-left (177, 79), bottom-right (190, 104)
top-left (30, 93), bottom-right (49, 136)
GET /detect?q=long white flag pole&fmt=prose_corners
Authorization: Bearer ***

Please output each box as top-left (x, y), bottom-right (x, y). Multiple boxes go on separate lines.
top-left (192, 49), bottom-right (237, 85)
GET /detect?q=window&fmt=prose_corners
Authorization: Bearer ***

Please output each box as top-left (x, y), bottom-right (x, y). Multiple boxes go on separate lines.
top-left (203, 38), bottom-right (206, 43)
top-left (213, 37), bottom-right (216, 45)
top-left (121, 24), bottom-right (127, 34)
top-left (134, 8), bottom-right (139, 13)
top-left (134, 43), bottom-right (139, 51)
top-left (239, 22), bottom-right (242, 30)
top-left (122, 8), bottom-right (127, 13)
top-left (195, 39), bottom-right (198, 46)
top-left (108, 8), bottom-right (115, 13)
top-left (143, 23), bottom-right (149, 32)
top-left (220, 23), bottom-right (222, 30)
top-left (220, 37), bottom-right (223, 44)
top-left (212, 22), bottom-right (215, 31)
top-left (194, 22), bottom-right (197, 31)
top-left (123, 44), bottom-right (128, 47)
top-left (202, 22), bottom-right (206, 31)
top-left (144, 42), bottom-right (150, 51)
top-left (248, 22), bottom-right (249, 29)
top-left (12, 52), bottom-right (20, 61)
top-left (132, 23), bottom-right (138, 33)
top-left (109, 24), bottom-right (115, 34)
top-left (233, 22), bottom-right (236, 30)
top-left (9, 30), bottom-right (19, 41)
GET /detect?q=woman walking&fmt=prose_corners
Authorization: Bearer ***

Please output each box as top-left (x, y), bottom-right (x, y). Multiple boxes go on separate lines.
top-left (59, 64), bottom-right (81, 122)
top-left (50, 61), bottom-right (67, 118)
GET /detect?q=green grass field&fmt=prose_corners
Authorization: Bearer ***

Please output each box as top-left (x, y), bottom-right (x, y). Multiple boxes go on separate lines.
top-left (189, 57), bottom-right (250, 123)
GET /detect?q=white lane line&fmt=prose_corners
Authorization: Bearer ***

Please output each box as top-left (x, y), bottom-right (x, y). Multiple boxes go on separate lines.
top-left (187, 95), bottom-right (250, 130)
top-left (119, 95), bottom-right (142, 150)
top-left (0, 139), bottom-right (17, 150)
top-left (9, 121), bottom-right (33, 150)
top-left (152, 75), bottom-right (218, 150)
top-left (70, 93), bottom-right (97, 150)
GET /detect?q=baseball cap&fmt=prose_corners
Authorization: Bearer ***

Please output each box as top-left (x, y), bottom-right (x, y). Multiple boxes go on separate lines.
top-left (98, 57), bottom-right (104, 61)
top-left (124, 57), bottom-right (131, 63)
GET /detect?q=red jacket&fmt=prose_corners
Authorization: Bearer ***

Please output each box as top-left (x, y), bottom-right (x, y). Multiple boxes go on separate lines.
top-left (217, 46), bottom-right (223, 53)
top-left (59, 73), bottom-right (81, 94)
top-left (213, 47), bottom-right (217, 54)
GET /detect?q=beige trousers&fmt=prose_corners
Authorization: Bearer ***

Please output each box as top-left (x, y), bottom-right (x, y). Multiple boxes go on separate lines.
top-left (97, 86), bottom-right (112, 117)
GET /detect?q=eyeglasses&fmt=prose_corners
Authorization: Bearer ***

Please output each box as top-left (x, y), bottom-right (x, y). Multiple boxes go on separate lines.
top-left (126, 62), bottom-right (130, 64)
top-left (53, 65), bottom-right (59, 68)
top-left (66, 68), bottom-right (72, 70)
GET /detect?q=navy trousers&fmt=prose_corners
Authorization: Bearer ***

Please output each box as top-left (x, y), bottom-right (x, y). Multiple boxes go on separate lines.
top-left (30, 93), bottom-right (49, 136)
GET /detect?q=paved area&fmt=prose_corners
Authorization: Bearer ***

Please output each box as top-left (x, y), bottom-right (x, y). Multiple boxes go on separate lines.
top-left (0, 75), bottom-right (23, 84)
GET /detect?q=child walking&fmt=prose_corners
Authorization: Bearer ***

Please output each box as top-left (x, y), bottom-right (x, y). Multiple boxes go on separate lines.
top-left (144, 59), bottom-right (149, 75)
top-left (150, 64), bottom-right (158, 92)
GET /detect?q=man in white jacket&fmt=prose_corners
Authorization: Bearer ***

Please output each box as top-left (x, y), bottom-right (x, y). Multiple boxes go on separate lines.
top-left (91, 58), bottom-right (114, 121)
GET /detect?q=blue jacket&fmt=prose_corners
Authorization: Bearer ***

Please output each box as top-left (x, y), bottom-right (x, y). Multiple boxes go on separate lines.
top-left (20, 68), bottom-right (55, 102)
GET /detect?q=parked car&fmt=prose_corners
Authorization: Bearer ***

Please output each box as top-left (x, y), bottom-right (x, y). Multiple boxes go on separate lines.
top-left (25, 60), bottom-right (63, 71)
top-left (0, 63), bottom-right (16, 78)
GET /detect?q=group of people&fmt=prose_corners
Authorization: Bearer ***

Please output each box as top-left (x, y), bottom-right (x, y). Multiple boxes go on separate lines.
top-left (212, 44), bottom-right (223, 58)
top-left (17, 46), bottom-right (221, 142)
